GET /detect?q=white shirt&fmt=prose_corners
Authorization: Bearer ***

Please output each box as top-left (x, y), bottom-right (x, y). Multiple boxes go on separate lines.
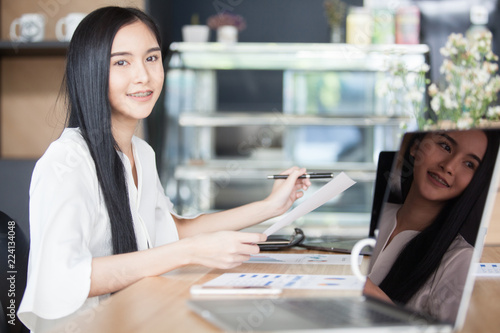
top-left (368, 203), bottom-right (473, 323)
top-left (18, 128), bottom-right (183, 332)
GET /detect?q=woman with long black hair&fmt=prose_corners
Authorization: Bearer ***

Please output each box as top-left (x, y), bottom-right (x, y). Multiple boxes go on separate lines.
top-left (364, 129), bottom-right (500, 323)
top-left (18, 7), bottom-right (311, 332)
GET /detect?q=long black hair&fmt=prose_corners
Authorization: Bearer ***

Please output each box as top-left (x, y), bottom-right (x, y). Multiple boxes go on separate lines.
top-left (64, 7), bottom-right (162, 255)
top-left (379, 129), bottom-right (500, 305)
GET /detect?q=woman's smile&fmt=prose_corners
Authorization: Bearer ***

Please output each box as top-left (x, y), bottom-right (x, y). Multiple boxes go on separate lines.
top-left (127, 90), bottom-right (153, 100)
top-left (427, 171), bottom-right (450, 188)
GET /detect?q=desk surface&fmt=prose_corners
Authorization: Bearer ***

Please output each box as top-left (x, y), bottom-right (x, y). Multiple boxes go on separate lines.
top-left (50, 246), bottom-right (500, 333)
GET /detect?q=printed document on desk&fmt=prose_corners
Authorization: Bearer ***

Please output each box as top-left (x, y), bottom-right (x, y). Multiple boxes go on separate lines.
top-left (264, 172), bottom-right (356, 236)
top-left (202, 273), bottom-right (364, 291)
top-left (246, 253), bottom-right (363, 265)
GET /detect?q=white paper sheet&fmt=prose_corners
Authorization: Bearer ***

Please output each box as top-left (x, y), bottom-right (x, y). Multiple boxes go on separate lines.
top-left (476, 263), bottom-right (500, 277)
top-left (264, 172), bottom-right (356, 236)
top-left (246, 253), bottom-right (363, 266)
top-left (202, 273), bottom-right (364, 290)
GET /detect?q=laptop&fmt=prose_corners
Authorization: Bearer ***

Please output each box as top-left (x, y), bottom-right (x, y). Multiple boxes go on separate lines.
top-left (298, 150), bottom-right (397, 255)
top-left (188, 128), bottom-right (500, 332)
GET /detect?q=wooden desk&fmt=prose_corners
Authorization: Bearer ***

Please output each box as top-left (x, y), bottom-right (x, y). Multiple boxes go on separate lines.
top-left (50, 247), bottom-right (500, 333)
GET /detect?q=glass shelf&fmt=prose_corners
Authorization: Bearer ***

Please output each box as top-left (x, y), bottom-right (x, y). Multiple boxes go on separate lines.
top-left (178, 112), bottom-right (410, 127)
top-left (169, 42), bottom-right (429, 71)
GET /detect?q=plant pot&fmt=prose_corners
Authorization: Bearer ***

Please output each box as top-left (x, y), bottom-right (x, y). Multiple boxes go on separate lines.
top-left (217, 25), bottom-right (238, 43)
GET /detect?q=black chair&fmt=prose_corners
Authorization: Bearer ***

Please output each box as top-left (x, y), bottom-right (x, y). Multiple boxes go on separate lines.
top-left (0, 159), bottom-right (36, 333)
top-left (0, 211), bottom-right (30, 333)
top-left (368, 151), bottom-right (398, 238)
top-left (0, 159), bottom-right (37, 241)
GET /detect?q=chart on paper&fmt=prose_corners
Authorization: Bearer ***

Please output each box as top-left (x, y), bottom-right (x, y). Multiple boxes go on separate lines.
top-left (202, 273), bottom-right (364, 290)
top-left (246, 253), bottom-right (363, 265)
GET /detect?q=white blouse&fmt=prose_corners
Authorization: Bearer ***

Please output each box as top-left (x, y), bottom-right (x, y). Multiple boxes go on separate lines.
top-left (368, 203), bottom-right (473, 323)
top-left (18, 128), bottom-right (184, 332)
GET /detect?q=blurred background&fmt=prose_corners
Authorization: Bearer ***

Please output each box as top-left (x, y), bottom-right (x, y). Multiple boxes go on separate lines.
top-left (1, 0), bottom-right (499, 242)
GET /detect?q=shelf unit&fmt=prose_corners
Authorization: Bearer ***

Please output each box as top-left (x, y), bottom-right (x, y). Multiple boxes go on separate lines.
top-left (163, 42), bottom-right (429, 235)
top-left (0, 40), bottom-right (68, 56)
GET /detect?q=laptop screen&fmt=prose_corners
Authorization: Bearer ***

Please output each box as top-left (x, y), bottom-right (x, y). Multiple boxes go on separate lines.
top-left (187, 128), bottom-right (500, 333)
top-left (364, 128), bottom-right (500, 326)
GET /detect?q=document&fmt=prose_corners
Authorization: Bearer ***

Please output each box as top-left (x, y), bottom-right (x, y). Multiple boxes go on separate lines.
top-left (476, 263), bottom-right (500, 277)
top-left (202, 273), bottom-right (364, 291)
top-left (264, 172), bottom-right (356, 236)
top-left (246, 253), bottom-right (363, 266)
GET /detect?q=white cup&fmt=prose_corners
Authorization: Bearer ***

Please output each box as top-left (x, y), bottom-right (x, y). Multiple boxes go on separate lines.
top-left (182, 25), bottom-right (209, 42)
top-left (56, 13), bottom-right (86, 42)
top-left (350, 238), bottom-right (377, 282)
top-left (10, 13), bottom-right (46, 42)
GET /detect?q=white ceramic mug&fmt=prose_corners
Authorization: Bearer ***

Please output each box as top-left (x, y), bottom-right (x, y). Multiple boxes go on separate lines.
top-left (56, 13), bottom-right (86, 42)
top-left (182, 25), bottom-right (209, 42)
top-left (10, 13), bottom-right (46, 42)
top-left (350, 237), bottom-right (377, 282)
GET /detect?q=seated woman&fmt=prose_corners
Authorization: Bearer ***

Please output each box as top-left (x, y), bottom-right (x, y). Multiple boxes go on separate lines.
top-left (364, 129), bottom-right (499, 323)
top-left (17, 7), bottom-right (311, 333)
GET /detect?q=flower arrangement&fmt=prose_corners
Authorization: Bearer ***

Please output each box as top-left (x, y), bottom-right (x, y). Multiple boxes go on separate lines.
top-left (377, 31), bottom-right (500, 130)
top-left (427, 31), bottom-right (500, 128)
top-left (206, 12), bottom-right (246, 31)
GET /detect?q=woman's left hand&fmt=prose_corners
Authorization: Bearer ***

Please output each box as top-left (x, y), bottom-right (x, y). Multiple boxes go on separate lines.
top-left (263, 166), bottom-right (311, 217)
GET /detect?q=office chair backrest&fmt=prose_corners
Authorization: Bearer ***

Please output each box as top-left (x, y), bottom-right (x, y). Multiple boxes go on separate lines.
top-left (368, 151), bottom-right (397, 238)
top-left (0, 211), bottom-right (30, 333)
top-left (0, 159), bottom-right (36, 333)
top-left (0, 159), bottom-right (37, 241)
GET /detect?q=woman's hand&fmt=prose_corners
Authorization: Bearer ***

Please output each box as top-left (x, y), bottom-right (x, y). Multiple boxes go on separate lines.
top-left (263, 166), bottom-right (311, 217)
top-left (173, 167), bottom-right (311, 237)
top-left (184, 231), bottom-right (266, 269)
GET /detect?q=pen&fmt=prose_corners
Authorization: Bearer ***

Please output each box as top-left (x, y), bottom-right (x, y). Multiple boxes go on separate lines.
top-left (267, 172), bottom-right (334, 180)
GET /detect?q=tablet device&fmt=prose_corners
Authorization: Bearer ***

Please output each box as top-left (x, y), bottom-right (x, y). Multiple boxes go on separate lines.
top-left (257, 227), bottom-right (304, 250)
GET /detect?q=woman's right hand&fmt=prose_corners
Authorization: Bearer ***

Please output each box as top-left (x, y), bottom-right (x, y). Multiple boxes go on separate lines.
top-left (183, 231), bottom-right (266, 269)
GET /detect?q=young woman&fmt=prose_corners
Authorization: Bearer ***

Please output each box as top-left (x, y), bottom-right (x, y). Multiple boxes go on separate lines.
top-left (18, 7), bottom-right (311, 332)
top-left (364, 129), bottom-right (499, 323)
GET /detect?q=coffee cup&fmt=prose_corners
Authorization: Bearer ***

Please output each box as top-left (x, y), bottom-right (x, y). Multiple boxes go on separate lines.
top-left (182, 25), bottom-right (209, 42)
top-left (350, 237), bottom-right (377, 282)
top-left (10, 13), bottom-right (46, 42)
top-left (56, 13), bottom-right (86, 42)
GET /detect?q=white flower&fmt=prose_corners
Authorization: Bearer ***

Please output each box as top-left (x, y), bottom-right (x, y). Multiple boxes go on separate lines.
top-left (440, 47), bottom-right (450, 57)
top-left (391, 76), bottom-right (404, 90)
top-left (419, 63), bottom-right (430, 73)
top-left (487, 106), bottom-right (500, 118)
top-left (405, 90), bottom-right (423, 103)
top-left (428, 83), bottom-right (439, 96)
top-left (475, 69), bottom-right (491, 85)
top-left (464, 96), bottom-right (474, 108)
top-left (431, 96), bottom-right (441, 112)
top-left (443, 92), bottom-right (458, 109)
top-left (457, 116), bottom-right (473, 129)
